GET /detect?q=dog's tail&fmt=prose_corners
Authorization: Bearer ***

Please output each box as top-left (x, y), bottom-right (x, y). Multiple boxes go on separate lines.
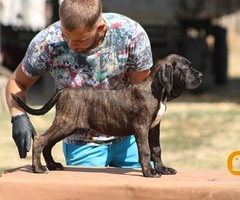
top-left (11, 91), bottom-right (61, 115)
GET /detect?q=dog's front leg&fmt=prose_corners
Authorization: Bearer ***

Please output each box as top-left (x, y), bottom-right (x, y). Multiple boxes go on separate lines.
top-left (149, 123), bottom-right (177, 175)
top-left (134, 129), bottom-right (160, 178)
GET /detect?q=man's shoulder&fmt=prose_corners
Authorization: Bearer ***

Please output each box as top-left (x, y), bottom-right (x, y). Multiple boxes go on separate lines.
top-left (32, 21), bottom-right (62, 43)
top-left (102, 13), bottom-right (138, 25)
top-left (102, 12), bottom-right (129, 19)
top-left (102, 12), bottom-right (146, 35)
top-left (39, 21), bottom-right (61, 36)
top-left (26, 21), bottom-right (65, 57)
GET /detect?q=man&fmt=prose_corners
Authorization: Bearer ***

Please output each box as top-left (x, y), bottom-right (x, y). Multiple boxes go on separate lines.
top-left (5, 0), bottom-right (153, 168)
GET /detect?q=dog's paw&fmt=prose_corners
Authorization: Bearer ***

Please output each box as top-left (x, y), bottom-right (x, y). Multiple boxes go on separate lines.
top-left (156, 166), bottom-right (177, 175)
top-left (166, 167), bottom-right (177, 175)
top-left (142, 168), bottom-right (161, 178)
top-left (47, 162), bottom-right (64, 171)
top-left (32, 165), bottom-right (49, 174)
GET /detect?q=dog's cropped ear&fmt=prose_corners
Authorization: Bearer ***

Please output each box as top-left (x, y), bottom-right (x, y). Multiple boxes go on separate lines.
top-left (159, 62), bottom-right (173, 92)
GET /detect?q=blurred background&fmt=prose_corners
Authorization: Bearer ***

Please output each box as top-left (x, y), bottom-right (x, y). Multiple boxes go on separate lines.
top-left (0, 0), bottom-right (240, 174)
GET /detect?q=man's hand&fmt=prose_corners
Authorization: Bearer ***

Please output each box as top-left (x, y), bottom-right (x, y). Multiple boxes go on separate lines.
top-left (11, 113), bottom-right (36, 158)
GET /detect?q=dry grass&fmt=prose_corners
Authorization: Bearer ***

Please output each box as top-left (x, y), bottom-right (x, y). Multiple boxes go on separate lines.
top-left (161, 101), bottom-right (240, 169)
top-left (0, 110), bottom-right (64, 175)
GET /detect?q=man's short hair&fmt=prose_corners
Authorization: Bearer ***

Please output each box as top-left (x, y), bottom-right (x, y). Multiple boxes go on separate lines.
top-left (59, 0), bottom-right (102, 31)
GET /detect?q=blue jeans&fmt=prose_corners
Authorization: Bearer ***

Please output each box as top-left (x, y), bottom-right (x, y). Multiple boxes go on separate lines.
top-left (63, 135), bottom-right (141, 168)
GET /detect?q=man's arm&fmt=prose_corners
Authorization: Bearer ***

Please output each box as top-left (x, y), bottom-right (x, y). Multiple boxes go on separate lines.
top-left (6, 62), bottom-right (39, 158)
top-left (6, 62), bottom-right (39, 116)
top-left (128, 68), bottom-right (151, 85)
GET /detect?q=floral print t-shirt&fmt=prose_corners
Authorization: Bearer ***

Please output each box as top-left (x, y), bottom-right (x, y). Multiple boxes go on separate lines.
top-left (22, 13), bottom-right (153, 145)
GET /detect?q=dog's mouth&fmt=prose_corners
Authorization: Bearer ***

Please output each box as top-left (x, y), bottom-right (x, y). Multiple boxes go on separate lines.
top-left (185, 72), bottom-right (203, 90)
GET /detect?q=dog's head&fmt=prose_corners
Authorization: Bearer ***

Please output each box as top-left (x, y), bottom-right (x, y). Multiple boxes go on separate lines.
top-left (159, 54), bottom-right (203, 100)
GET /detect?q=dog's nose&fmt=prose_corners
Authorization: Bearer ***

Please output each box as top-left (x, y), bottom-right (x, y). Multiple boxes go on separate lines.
top-left (198, 73), bottom-right (203, 78)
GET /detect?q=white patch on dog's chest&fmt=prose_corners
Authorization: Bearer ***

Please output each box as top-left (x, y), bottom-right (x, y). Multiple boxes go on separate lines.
top-left (150, 101), bottom-right (166, 128)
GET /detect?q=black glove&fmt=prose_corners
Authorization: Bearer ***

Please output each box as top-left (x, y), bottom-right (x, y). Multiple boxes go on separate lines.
top-left (11, 113), bottom-right (36, 158)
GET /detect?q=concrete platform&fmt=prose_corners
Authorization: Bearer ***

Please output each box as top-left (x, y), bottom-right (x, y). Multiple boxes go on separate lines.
top-left (0, 165), bottom-right (239, 200)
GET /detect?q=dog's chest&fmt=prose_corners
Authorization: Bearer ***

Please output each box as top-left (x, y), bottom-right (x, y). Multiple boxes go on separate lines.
top-left (150, 101), bottom-right (166, 128)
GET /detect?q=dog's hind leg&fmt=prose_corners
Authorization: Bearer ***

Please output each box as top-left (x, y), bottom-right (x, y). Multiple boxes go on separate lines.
top-left (42, 124), bottom-right (77, 171)
top-left (148, 123), bottom-right (177, 175)
top-left (43, 140), bottom-right (64, 171)
top-left (32, 134), bottom-right (49, 173)
top-left (32, 124), bottom-right (75, 173)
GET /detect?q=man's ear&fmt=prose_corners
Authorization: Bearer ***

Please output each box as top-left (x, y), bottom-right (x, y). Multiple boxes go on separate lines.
top-left (159, 62), bottom-right (173, 92)
top-left (96, 19), bottom-right (106, 32)
top-left (97, 24), bottom-right (105, 31)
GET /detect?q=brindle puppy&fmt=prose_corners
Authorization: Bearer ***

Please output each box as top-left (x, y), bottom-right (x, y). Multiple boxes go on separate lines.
top-left (12, 54), bottom-right (202, 178)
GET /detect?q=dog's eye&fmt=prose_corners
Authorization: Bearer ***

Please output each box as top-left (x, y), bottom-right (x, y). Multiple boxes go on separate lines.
top-left (183, 67), bottom-right (190, 72)
top-left (182, 59), bottom-right (187, 64)
top-left (182, 59), bottom-right (190, 65)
